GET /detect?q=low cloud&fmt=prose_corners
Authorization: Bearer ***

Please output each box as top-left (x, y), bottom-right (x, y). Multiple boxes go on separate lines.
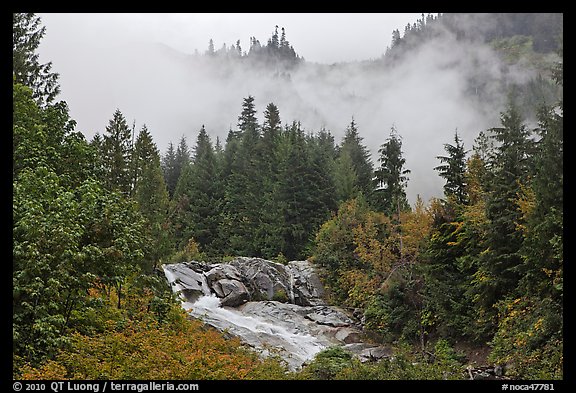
top-left (43, 18), bottom-right (544, 204)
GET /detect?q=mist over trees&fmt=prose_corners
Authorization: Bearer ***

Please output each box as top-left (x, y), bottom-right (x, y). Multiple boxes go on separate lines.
top-left (14, 12), bottom-right (563, 380)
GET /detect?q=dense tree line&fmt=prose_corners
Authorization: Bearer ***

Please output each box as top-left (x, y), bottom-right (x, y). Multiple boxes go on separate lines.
top-left (14, 13), bottom-right (562, 380)
top-left (205, 25), bottom-right (301, 68)
top-left (161, 97), bottom-right (397, 261)
top-left (386, 13), bottom-right (562, 57)
top-left (311, 88), bottom-right (563, 378)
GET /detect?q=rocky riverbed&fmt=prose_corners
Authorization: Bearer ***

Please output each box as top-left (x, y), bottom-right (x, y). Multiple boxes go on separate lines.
top-left (163, 257), bottom-right (391, 370)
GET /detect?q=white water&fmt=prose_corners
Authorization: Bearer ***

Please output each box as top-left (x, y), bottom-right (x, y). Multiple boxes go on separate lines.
top-left (288, 267), bottom-right (295, 304)
top-left (162, 264), bottom-right (327, 369)
top-left (192, 294), bottom-right (325, 363)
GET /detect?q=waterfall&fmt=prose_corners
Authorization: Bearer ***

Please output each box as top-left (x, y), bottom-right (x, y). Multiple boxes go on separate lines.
top-left (287, 266), bottom-right (295, 304)
top-left (161, 259), bottom-right (390, 370)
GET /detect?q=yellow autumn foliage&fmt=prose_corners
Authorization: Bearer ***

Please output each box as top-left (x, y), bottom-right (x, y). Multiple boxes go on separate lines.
top-left (18, 281), bottom-right (290, 380)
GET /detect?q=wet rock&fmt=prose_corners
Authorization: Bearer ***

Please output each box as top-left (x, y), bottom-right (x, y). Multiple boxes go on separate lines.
top-left (305, 306), bottom-right (354, 327)
top-left (205, 264), bottom-right (243, 285)
top-left (216, 279), bottom-right (249, 307)
top-left (162, 259), bottom-right (377, 371)
top-left (494, 365), bottom-right (504, 376)
top-left (334, 327), bottom-right (362, 343)
top-left (163, 262), bottom-right (211, 303)
top-left (230, 257), bottom-right (292, 302)
top-left (474, 371), bottom-right (492, 380)
top-left (287, 260), bottom-right (326, 306)
top-left (342, 343), bottom-right (392, 362)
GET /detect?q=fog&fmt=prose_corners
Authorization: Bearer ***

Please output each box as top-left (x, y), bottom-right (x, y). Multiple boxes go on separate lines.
top-left (37, 13), bottom-right (541, 204)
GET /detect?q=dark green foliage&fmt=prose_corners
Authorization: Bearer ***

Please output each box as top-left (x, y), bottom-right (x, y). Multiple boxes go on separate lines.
top-left (13, 167), bottom-right (146, 364)
top-left (372, 126), bottom-right (411, 215)
top-left (517, 104), bottom-right (563, 299)
top-left (221, 96), bottom-right (263, 256)
top-left (434, 131), bottom-right (468, 205)
top-left (132, 127), bottom-right (171, 271)
top-left (173, 126), bottom-right (222, 255)
top-left (301, 340), bottom-right (465, 380)
top-left (167, 98), bottom-right (339, 260)
top-left (13, 81), bottom-right (86, 184)
top-left (422, 200), bottom-right (477, 340)
top-left (301, 347), bottom-right (353, 379)
top-left (13, 13), bottom-right (60, 106)
top-left (275, 123), bottom-right (335, 259)
top-left (161, 137), bottom-right (190, 199)
top-left (161, 142), bottom-right (178, 197)
top-left (99, 109), bottom-right (134, 196)
top-left (338, 118), bottom-right (374, 201)
top-left (472, 103), bottom-right (534, 327)
top-left (13, 73), bottom-right (149, 368)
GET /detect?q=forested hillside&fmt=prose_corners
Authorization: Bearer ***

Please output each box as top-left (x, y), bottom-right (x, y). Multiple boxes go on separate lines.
top-left (13, 13), bottom-right (563, 380)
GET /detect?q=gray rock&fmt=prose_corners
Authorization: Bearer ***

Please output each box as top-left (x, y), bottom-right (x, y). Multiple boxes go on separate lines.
top-left (205, 264), bottom-right (243, 285)
top-left (494, 365), bottom-right (504, 376)
top-left (162, 258), bottom-right (381, 371)
top-left (473, 371), bottom-right (492, 380)
top-left (287, 260), bottom-right (326, 306)
top-left (163, 263), bottom-right (211, 303)
top-left (304, 306), bottom-right (354, 327)
top-left (230, 257), bottom-right (293, 302)
top-left (334, 327), bottom-right (362, 343)
top-left (215, 279), bottom-right (249, 307)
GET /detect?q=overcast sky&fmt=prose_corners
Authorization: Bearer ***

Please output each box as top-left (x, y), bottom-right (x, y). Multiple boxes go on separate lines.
top-left (38, 13), bottom-right (424, 64)
top-left (35, 13), bottom-right (511, 204)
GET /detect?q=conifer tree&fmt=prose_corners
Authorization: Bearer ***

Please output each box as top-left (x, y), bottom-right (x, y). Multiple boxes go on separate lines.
top-left (175, 125), bottom-right (222, 255)
top-left (434, 130), bottom-right (468, 204)
top-left (132, 125), bottom-right (158, 192)
top-left (133, 132), bottom-right (171, 271)
top-left (372, 126), bottom-right (411, 216)
top-left (13, 13), bottom-right (60, 106)
top-left (101, 109), bottom-right (133, 195)
top-left (161, 142), bottom-right (178, 198)
top-left (338, 118), bottom-right (374, 200)
top-left (222, 96), bottom-right (263, 256)
top-left (472, 101), bottom-right (534, 332)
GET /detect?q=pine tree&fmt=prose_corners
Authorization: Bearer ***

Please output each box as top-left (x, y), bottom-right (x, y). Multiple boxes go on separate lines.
top-left (472, 101), bottom-right (535, 331)
top-left (132, 125), bottom-right (158, 192)
top-left (254, 103), bottom-right (284, 258)
top-left (101, 109), bottom-right (133, 195)
top-left (161, 142), bottom-right (178, 198)
top-left (133, 134), bottom-right (171, 271)
top-left (333, 151), bottom-right (359, 203)
top-left (518, 104), bottom-right (563, 298)
top-left (372, 126), bottom-right (411, 216)
top-left (434, 130), bottom-right (469, 204)
top-left (222, 96), bottom-right (263, 256)
top-left (13, 13), bottom-right (60, 106)
top-left (207, 39), bottom-right (215, 56)
top-left (339, 118), bottom-right (374, 200)
top-left (175, 125), bottom-right (222, 255)
top-left (162, 136), bottom-right (190, 200)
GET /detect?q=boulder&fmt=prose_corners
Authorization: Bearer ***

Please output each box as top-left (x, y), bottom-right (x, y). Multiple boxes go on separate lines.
top-left (163, 263), bottom-right (211, 303)
top-left (287, 260), bottom-right (326, 306)
top-left (215, 278), bottom-right (249, 307)
top-left (230, 257), bottom-right (293, 302)
top-left (334, 327), bottom-right (362, 343)
top-left (304, 306), bottom-right (354, 327)
top-left (341, 343), bottom-right (393, 362)
top-left (205, 264), bottom-right (243, 285)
